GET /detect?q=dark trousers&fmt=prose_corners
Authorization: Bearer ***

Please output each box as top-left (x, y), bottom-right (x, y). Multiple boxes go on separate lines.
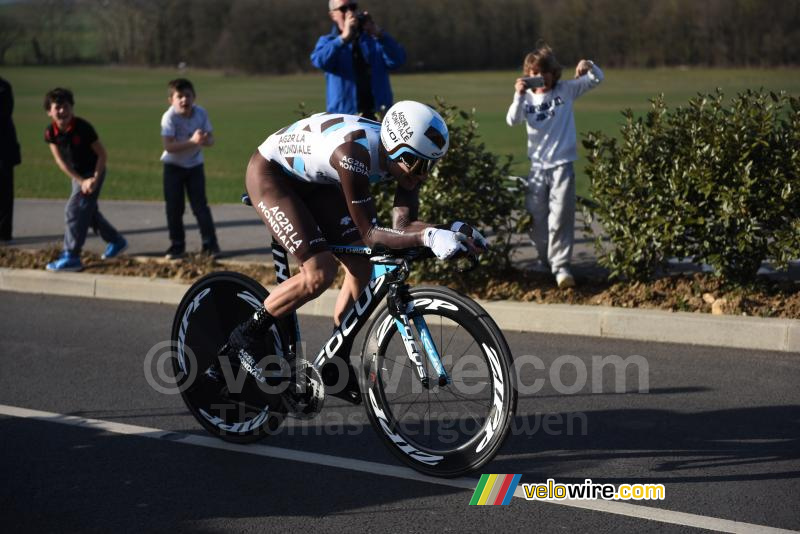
top-left (163, 163), bottom-right (217, 247)
top-left (0, 165), bottom-right (13, 240)
top-left (64, 172), bottom-right (121, 254)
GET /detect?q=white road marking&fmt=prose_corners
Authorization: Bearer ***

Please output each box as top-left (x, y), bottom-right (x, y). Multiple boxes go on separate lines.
top-left (1, 404), bottom-right (796, 534)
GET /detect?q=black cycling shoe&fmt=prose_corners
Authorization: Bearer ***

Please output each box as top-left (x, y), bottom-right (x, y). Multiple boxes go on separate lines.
top-left (204, 311), bottom-right (273, 384)
top-left (203, 344), bottom-right (242, 384)
top-left (320, 357), bottom-right (362, 405)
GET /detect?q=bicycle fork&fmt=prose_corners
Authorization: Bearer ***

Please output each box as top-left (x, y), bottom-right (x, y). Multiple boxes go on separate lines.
top-left (386, 282), bottom-right (451, 389)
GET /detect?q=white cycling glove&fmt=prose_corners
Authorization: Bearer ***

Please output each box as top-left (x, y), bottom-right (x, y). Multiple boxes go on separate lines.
top-left (450, 221), bottom-right (489, 251)
top-left (423, 227), bottom-right (467, 260)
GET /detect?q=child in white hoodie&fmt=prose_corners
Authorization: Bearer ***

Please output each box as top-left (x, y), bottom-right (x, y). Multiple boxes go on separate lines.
top-left (506, 43), bottom-right (603, 288)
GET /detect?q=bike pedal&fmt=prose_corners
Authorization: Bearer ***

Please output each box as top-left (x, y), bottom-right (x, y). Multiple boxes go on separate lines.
top-left (282, 360), bottom-right (325, 420)
top-left (203, 364), bottom-right (225, 383)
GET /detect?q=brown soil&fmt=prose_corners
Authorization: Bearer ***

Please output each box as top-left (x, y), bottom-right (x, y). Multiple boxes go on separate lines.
top-left (3, 246), bottom-right (799, 319)
top-left (1, 245), bottom-right (279, 288)
top-left (476, 269), bottom-right (800, 319)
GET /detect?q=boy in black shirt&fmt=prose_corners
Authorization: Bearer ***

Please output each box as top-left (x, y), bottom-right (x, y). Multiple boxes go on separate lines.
top-left (43, 88), bottom-right (127, 271)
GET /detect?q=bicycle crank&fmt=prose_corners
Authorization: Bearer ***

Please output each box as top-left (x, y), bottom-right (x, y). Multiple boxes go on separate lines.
top-left (281, 359), bottom-right (325, 419)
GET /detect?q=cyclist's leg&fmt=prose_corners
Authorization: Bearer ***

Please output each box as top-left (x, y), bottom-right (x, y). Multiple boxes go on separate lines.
top-left (327, 252), bottom-right (371, 402)
top-left (283, 163), bottom-right (368, 402)
top-left (291, 167), bottom-right (372, 326)
top-left (245, 152), bottom-right (339, 318)
top-left (264, 253), bottom-right (338, 317)
top-left (334, 251), bottom-right (372, 326)
top-left (316, 247), bottom-right (368, 402)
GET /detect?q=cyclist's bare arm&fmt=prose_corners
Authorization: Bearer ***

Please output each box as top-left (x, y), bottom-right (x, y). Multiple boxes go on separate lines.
top-left (392, 182), bottom-right (438, 233)
top-left (332, 143), bottom-right (425, 249)
top-left (392, 173), bottom-right (486, 255)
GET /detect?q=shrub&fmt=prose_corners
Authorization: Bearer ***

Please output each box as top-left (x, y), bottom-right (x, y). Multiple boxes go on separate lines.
top-left (583, 89), bottom-right (800, 283)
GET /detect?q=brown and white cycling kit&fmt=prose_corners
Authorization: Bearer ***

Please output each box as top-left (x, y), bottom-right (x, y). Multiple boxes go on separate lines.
top-left (246, 113), bottom-right (422, 262)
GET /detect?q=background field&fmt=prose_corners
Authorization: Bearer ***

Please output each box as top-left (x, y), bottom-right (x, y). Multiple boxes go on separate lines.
top-left (6, 66), bottom-right (799, 202)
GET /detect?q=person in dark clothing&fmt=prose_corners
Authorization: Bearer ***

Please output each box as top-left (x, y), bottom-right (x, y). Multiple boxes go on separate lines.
top-left (0, 77), bottom-right (21, 242)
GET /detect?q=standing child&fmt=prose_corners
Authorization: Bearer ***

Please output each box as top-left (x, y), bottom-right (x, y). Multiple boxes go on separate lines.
top-left (506, 43), bottom-right (603, 288)
top-left (44, 88), bottom-right (127, 272)
top-left (160, 78), bottom-right (219, 259)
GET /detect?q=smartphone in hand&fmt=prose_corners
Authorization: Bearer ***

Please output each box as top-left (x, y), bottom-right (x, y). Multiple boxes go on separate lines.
top-left (522, 76), bottom-right (545, 89)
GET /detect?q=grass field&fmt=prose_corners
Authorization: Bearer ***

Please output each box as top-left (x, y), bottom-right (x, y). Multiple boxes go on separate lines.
top-left (5, 66), bottom-right (799, 202)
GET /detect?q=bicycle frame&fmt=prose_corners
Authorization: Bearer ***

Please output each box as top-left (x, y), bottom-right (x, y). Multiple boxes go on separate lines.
top-left (270, 239), bottom-right (450, 388)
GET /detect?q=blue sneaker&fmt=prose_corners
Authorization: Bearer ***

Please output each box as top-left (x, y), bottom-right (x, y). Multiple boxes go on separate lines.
top-left (46, 252), bottom-right (83, 272)
top-left (102, 237), bottom-right (128, 259)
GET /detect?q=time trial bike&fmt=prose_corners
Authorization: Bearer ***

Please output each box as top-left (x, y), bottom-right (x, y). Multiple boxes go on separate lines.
top-left (171, 198), bottom-right (517, 478)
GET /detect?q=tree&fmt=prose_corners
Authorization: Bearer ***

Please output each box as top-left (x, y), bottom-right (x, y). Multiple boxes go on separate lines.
top-left (0, 12), bottom-right (24, 64)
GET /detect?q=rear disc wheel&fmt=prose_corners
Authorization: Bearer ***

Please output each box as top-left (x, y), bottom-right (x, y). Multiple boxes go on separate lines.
top-left (171, 271), bottom-right (288, 443)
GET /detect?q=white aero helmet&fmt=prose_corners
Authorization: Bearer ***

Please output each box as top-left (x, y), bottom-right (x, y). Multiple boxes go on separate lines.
top-left (380, 101), bottom-right (449, 174)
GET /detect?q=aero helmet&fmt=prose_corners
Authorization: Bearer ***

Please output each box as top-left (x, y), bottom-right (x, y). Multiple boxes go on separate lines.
top-left (380, 101), bottom-right (449, 174)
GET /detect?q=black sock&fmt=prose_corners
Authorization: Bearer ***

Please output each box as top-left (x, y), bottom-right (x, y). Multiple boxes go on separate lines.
top-left (244, 307), bottom-right (275, 335)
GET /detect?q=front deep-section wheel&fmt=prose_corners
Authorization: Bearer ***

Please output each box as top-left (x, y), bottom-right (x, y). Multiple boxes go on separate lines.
top-left (171, 271), bottom-right (288, 443)
top-left (361, 286), bottom-right (517, 477)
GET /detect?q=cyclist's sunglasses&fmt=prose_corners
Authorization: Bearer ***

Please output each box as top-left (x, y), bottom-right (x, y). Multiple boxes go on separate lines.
top-left (334, 3), bottom-right (358, 13)
top-left (396, 152), bottom-right (438, 175)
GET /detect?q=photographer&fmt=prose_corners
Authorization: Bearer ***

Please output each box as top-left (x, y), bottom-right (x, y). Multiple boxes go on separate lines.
top-left (311, 1), bottom-right (406, 119)
top-left (506, 43), bottom-right (603, 289)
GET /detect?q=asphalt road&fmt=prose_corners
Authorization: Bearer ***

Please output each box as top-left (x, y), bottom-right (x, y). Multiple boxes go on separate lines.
top-left (1, 291), bottom-right (799, 533)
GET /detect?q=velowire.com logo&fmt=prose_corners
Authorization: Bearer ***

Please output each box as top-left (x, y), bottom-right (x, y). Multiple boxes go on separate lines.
top-left (469, 474), bottom-right (522, 506)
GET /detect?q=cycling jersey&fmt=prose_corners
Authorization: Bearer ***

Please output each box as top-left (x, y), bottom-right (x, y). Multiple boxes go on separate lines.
top-left (258, 112), bottom-right (392, 186)
top-left (250, 112), bottom-right (421, 260)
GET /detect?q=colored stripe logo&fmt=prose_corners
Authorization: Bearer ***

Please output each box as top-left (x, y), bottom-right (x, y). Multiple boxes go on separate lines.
top-left (469, 474), bottom-right (522, 505)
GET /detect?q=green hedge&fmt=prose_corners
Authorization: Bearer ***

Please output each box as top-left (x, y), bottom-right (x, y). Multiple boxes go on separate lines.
top-left (583, 89), bottom-right (800, 283)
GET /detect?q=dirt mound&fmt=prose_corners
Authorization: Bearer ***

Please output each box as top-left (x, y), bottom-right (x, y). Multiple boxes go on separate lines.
top-left (477, 269), bottom-right (800, 318)
top-left (1, 246), bottom-right (278, 288)
top-left (2, 246), bottom-right (798, 319)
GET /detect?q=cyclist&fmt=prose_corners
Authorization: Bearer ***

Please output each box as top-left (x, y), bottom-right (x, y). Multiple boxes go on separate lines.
top-left (214, 101), bottom-right (487, 403)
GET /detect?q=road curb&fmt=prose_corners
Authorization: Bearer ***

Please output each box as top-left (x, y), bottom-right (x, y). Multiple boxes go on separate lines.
top-left (2, 267), bottom-right (798, 353)
top-left (0, 267), bottom-right (188, 304)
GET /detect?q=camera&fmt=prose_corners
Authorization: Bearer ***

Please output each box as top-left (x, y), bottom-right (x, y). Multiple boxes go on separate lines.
top-left (356, 12), bottom-right (368, 30)
top-left (522, 76), bottom-right (545, 89)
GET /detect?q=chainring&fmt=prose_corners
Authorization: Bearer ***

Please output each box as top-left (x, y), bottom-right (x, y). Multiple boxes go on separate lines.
top-left (281, 359), bottom-right (326, 420)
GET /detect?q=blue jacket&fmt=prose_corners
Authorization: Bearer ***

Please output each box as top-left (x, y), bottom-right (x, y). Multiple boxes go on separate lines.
top-left (310, 25), bottom-right (406, 115)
